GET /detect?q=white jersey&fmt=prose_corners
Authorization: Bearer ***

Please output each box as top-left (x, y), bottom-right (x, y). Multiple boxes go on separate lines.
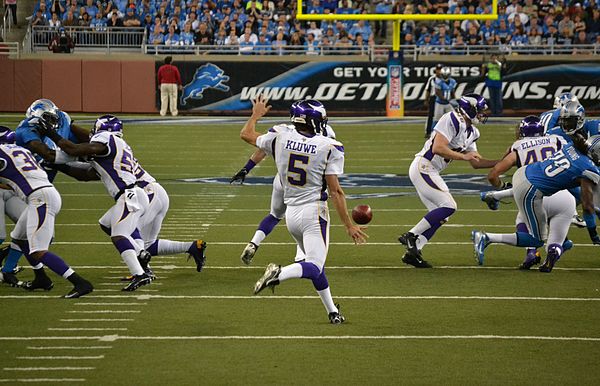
top-left (0, 144), bottom-right (52, 201)
top-left (133, 158), bottom-right (157, 187)
top-left (268, 123), bottom-right (336, 140)
top-left (510, 134), bottom-right (565, 168)
top-left (257, 129), bottom-right (344, 206)
top-left (416, 111), bottom-right (480, 172)
top-left (89, 132), bottom-right (138, 199)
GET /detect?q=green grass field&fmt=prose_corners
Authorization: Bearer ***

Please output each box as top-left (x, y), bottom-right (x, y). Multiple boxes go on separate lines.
top-left (1, 116), bottom-right (599, 385)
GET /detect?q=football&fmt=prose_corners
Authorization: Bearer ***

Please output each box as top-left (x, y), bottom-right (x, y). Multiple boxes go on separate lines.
top-left (352, 204), bottom-right (373, 225)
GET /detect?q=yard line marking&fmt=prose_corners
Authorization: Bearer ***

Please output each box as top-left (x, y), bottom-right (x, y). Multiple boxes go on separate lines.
top-left (73, 302), bottom-right (147, 306)
top-left (98, 282), bottom-right (162, 286)
top-left (27, 346), bottom-right (111, 350)
top-left (16, 356), bottom-right (104, 360)
top-left (3, 367), bottom-right (95, 371)
top-left (2, 335), bottom-right (600, 342)
top-left (0, 378), bottom-right (86, 383)
top-left (48, 328), bottom-right (128, 331)
top-left (62, 265), bottom-right (600, 271)
top-left (59, 319), bottom-right (134, 322)
top-left (66, 310), bottom-right (141, 314)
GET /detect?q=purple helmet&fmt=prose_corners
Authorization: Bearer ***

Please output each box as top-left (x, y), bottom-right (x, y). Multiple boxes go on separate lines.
top-left (518, 115), bottom-right (545, 138)
top-left (457, 93), bottom-right (488, 124)
top-left (92, 115), bottom-right (123, 137)
top-left (291, 99), bottom-right (328, 134)
top-left (0, 126), bottom-right (15, 144)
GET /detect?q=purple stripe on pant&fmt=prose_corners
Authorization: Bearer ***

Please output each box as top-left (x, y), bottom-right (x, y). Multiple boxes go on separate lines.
top-left (319, 215), bottom-right (328, 244)
top-left (420, 173), bottom-right (441, 190)
top-left (36, 204), bottom-right (47, 231)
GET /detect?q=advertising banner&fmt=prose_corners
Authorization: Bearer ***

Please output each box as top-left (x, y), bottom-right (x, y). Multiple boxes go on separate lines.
top-left (160, 61), bottom-right (600, 113)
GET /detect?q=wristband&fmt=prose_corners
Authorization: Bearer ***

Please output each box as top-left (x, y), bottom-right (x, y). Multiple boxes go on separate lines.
top-left (583, 212), bottom-right (597, 229)
top-left (244, 159), bottom-right (257, 172)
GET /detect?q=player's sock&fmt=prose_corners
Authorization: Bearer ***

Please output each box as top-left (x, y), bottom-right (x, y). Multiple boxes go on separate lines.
top-left (278, 262), bottom-right (304, 282)
top-left (23, 247), bottom-right (45, 270)
top-left (114, 238), bottom-right (144, 275)
top-left (1, 243), bottom-right (23, 273)
top-left (251, 215), bottom-right (281, 246)
top-left (516, 232), bottom-right (544, 248)
top-left (486, 233), bottom-right (518, 245)
top-left (147, 240), bottom-right (194, 256)
top-left (312, 269), bottom-right (338, 314)
top-left (489, 188), bottom-right (513, 201)
top-left (411, 207), bottom-right (455, 247)
top-left (38, 251), bottom-right (74, 279)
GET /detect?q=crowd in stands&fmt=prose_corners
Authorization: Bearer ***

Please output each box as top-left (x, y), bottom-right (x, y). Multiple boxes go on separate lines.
top-left (28, 0), bottom-right (600, 54)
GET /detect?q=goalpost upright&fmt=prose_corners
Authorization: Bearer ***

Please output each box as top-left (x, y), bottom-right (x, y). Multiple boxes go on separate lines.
top-left (296, 0), bottom-right (499, 117)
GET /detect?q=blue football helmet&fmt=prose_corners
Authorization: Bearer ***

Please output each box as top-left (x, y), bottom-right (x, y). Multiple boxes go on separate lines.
top-left (0, 126), bottom-right (15, 144)
top-left (92, 115), bottom-right (123, 137)
top-left (559, 101), bottom-right (585, 135)
top-left (457, 93), bottom-right (488, 124)
top-left (291, 99), bottom-right (328, 134)
top-left (26, 99), bottom-right (60, 130)
top-left (518, 115), bottom-right (545, 138)
top-left (553, 92), bottom-right (579, 110)
top-left (586, 135), bottom-right (600, 166)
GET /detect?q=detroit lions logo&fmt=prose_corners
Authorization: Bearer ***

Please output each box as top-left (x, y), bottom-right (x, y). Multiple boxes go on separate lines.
top-left (180, 63), bottom-right (230, 105)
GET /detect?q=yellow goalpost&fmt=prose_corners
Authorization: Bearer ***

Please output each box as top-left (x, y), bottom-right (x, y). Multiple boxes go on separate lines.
top-left (296, 0), bottom-right (499, 117)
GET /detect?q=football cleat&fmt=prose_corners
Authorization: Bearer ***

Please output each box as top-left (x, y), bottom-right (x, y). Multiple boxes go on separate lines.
top-left (23, 277), bottom-right (54, 291)
top-left (562, 239), bottom-right (573, 252)
top-left (471, 230), bottom-right (490, 265)
top-left (254, 263), bottom-right (281, 294)
top-left (0, 272), bottom-right (25, 287)
top-left (63, 280), bottom-right (94, 299)
top-left (121, 273), bottom-right (152, 292)
top-left (328, 304), bottom-right (346, 325)
top-left (188, 240), bottom-right (207, 272)
top-left (240, 242), bottom-right (258, 265)
top-left (480, 191), bottom-right (499, 211)
top-left (137, 250), bottom-right (152, 270)
top-left (122, 266), bottom-right (157, 282)
top-left (571, 215), bottom-right (586, 228)
top-left (519, 250), bottom-right (541, 270)
top-left (539, 246), bottom-right (561, 273)
top-left (401, 251), bottom-right (432, 268)
top-left (398, 232), bottom-right (420, 256)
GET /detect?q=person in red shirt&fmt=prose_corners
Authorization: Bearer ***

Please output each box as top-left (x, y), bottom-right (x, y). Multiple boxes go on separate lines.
top-left (157, 56), bottom-right (182, 116)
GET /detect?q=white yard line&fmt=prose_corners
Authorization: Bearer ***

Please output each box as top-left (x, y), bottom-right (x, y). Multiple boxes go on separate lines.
top-left (27, 346), bottom-right (112, 350)
top-left (66, 310), bottom-right (141, 314)
top-left (0, 378), bottom-right (86, 383)
top-left (73, 303), bottom-right (147, 306)
top-left (48, 328), bottom-right (128, 331)
top-left (16, 356), bottom-right (104, 360)
top-left (59, 319), bottom-right (133, 322)
top-left (3, 367), bottom-right (95, 371)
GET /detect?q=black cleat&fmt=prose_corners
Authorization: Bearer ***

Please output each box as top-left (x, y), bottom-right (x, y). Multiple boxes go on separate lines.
top-left (539, 248), bottom-right (561, 273)
top-left (519, 250), bottom-right (541, 270)
top-left (23, 277), bottom-right (54, 291)
top-left (398, 232), bottom-right (420, 256)
top-left (0, 272), bottom-right (25, 287)
top-left (64, 280), bottom-right (94, 299)
top-left (188, 240), bottom-right (207, 272)
top-left (328, 303), bottom-right (346, 324)
top-left (121, 273), bottom-right (151, 292)
top-left (401, 251), bottom-right (432, 268)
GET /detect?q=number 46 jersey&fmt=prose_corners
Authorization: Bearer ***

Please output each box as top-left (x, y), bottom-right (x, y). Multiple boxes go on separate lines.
top-left (257, 129), bottom-right (345, 206)
top-left (511, 134), bottom-right (565, 168)
top-left (525, 143), bottom-right (600, 195)
top-left (89, 131), bottom-right (138, 199)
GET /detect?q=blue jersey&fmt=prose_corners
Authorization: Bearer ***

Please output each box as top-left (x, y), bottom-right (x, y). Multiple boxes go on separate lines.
top-left (434, 78), bottom-right (456, 105)
top-left (546, 120), bottom-right (600, 144)
top-left (525, 143), bottom-right (600, 195)
top-left (539, 109), bottom-right (560, 132)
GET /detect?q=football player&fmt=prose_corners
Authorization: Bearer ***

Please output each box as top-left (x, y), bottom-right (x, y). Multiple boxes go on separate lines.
top-left (231, 100), bottom-right (337, 265)
top-left (38, 115), bottom-right (152, 291)
top-left (240, 96), bottom-right (367, 324)
top-left (432, 66), bottom-right (456, 128)
top-left (473, 135), bottom-right (600, 273)
top-left (0, 128), bottom-right (93, 298)
top-left (399, 94), bottom-right (498, 268)
top-left (539, 92), bottom-right (579, 132)
top-left (473, 116), bottom-right (574, 269)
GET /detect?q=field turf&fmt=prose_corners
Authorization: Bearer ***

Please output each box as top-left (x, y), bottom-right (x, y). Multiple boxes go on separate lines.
top-left (1, 116), bottom-right (599, 385)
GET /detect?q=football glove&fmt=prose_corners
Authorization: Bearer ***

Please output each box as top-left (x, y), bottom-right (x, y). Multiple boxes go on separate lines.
top-left (230, 168), bottom-right (249, 184)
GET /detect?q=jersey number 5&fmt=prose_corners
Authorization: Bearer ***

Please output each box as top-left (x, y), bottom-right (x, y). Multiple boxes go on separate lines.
top-left (287, 154), bottom-right (309, 186)
top-left (544, 151), bottom-right (571, 177)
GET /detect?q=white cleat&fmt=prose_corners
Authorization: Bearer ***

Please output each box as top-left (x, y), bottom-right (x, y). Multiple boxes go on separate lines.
top-left (240, 242), bottom-right (258, 265)
top-left (254, 263), bottom-right (281, 295)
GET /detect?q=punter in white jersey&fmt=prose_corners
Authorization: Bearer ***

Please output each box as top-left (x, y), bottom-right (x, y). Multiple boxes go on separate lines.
top-left (40, 115), bottom-right (151, 292)
top-left (240, 95), bottom-right (367, 324)
top-left (472, 116), bottom-right (574, 269)
top-left (231, 100), bottom-right (337, 265)
top-left (0, 127), bottom-right (93, 298)
top-left (399, 93), bottom-right (498, 268)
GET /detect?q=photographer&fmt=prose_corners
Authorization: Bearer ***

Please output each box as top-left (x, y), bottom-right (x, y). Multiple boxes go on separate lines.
top-left (482, 53), bottom-right (506, 116)
top-left (48, 27), bottom-right (74, 53)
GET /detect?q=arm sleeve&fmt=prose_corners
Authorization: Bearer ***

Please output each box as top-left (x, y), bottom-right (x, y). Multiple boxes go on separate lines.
top-left (89, 132), bottom-right (112, 157)
top-left (325, 142), bottom-right (345, 175)
top-left (256, 132), bottom-right (278, 156)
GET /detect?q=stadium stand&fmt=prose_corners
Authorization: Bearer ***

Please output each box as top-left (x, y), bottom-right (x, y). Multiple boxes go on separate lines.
top-left (6, 0), bottom-right (600, 54)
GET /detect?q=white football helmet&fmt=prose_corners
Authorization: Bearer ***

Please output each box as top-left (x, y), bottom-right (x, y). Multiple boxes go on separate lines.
top-left (586, 135), bottom-right (600, 166)
top-left (553, 92), bottom-right (579, 110)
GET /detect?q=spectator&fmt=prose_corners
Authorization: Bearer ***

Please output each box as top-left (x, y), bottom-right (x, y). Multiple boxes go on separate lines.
top-left (48, 27), bottom-right (74, 53)
top-left (90, 10), bottom-right (107, 31)
top-left (148, 29), bottom-right (164, 46)
top-left (107, 9), bottom-right (124, 27)
top-left (164, 25), bottom-right (180, 45)
top-left (271, 31), bottom-right (287, 54)
top-left (588, 9), bottom-right (600, 38)
top-left (214, 28), bottom-right (228, 47)
top-left (349, 19), bottom-right (373, 42)
top-left (79, 12), bottom-right (91, 27)
top-left (483, 53), bottom-right (506, 116)
top-left (225, 30), bottom-right (239, 46)
top-left (528, 26), bottom-right (542, 45)
top-left (238, 27), bottom-right (256, 54)
top-left (49, 12), bottom-right (62, 28)
top-left (63, 10), bottom-right (79, 26)
top-left (196, 22), bottom-right (214, 44)
top-left (84, 0), bottom-right (99, 18)
top-left (157, 56), bottom-right (182, 116)
top-left (334, 31), bottom-right (352, 54)
top-left (180, 22), bottom-right (196, 46)
top-left (402, 32), bottom-right (416, 45)
top-left (558, 13), bottom-right (575, 36)
top-left (4, 0), bottom-right (17, 27)
top-left (574, 30), bottom-right (589, 44)
top-left (255, 33), bottom-right (272, 54)
top-left (31, 9), bottom-right (49, 26)
top-left (304, 32), bottom-right (319, 54)
top-left (123, 7), bottom-right (140, 27)
top-left (289, 30), bottom-right (303, 51)
top-left (374, 0), bottom-right (392, 38)
top-left (51, 0), bottom-right (66, 18)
